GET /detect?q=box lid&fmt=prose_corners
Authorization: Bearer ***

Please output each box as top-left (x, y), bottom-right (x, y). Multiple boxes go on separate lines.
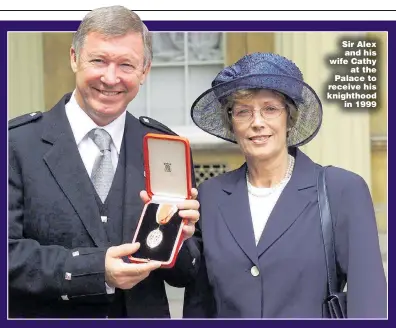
top-left (143, 133), bottom-right (192, 200)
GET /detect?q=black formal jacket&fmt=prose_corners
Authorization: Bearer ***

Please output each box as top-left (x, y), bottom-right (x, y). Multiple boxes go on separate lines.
top-left (8, 93), bottom-right (199, 318)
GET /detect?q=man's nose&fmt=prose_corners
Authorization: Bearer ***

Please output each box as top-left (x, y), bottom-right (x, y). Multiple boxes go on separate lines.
top-left (101, 64), bottom-right (120, 85)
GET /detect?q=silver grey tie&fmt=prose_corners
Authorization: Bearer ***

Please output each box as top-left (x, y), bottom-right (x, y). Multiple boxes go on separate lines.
top-left (89, 128), bottom-right (114, 203)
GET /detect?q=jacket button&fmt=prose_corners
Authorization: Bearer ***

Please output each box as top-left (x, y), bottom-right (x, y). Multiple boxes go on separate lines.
top-left (250, 266), bottom-right (260, 277)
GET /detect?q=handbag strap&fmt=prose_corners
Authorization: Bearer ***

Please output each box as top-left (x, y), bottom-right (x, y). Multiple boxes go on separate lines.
top-left (317, 166), bottom-right (338, 296)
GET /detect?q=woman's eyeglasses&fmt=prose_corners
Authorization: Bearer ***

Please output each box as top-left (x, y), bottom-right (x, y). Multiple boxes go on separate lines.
top-left (229, 105), bottom-right (285, 122)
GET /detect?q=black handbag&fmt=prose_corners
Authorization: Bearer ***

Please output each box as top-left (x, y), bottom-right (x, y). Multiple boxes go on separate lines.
top-left (318, 166), bottom-right (347, 318)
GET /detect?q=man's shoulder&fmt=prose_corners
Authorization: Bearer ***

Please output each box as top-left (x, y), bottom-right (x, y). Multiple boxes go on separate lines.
top-left (8, 111), bottom-right (43, 131)
top-left (137, 116), bottom-right (178, 136)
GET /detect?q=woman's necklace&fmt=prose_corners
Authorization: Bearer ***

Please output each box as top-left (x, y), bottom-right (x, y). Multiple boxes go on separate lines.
top-left (246, 154), bottom-right (295, 197)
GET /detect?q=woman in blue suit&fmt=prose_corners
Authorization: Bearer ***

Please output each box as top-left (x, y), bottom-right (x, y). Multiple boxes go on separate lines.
top-left (183, 52), bottom-right (387, 318)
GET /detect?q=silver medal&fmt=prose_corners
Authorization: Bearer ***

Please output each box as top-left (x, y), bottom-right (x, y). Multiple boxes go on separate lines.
top-left (146, 229), bottom-right (163, 249)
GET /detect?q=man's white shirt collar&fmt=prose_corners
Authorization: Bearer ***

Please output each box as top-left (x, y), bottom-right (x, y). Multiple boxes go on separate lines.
top-left (65, 90), bottom-right (126, 154)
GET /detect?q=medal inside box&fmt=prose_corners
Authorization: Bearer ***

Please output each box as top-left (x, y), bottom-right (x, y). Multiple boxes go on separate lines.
top-left (129, 133), bottom-right (192, 268)
top-left (131, 202), bottom-right (182, 262)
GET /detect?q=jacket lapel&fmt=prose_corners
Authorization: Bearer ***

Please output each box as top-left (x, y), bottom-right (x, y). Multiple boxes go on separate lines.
top-left (218, 165), bottom-right (259, 266)
top-left (256, 149), bottom-right (317, 257)
top-left (42, 94), bottom-right (108, 247)
top-left (122, 113), bottom-right (147, 244)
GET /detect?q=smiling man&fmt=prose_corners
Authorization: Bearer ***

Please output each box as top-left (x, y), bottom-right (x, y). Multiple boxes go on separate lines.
top-left (8, 5), bottom-right (200, 318)
top-left (70, 28), bottom-right (150, 126)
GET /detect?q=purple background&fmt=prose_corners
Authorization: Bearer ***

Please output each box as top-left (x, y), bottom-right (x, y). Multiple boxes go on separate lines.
top-left (1, 20), bottom-right (392, 325)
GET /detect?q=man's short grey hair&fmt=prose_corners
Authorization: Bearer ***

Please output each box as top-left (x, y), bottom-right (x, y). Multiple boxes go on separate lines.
top-left (72, 5), bottom-right (152, 69)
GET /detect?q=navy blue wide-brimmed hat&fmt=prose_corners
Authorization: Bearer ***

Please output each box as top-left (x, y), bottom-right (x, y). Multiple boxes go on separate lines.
top-left (190, 52), bottom-right (323, 147)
